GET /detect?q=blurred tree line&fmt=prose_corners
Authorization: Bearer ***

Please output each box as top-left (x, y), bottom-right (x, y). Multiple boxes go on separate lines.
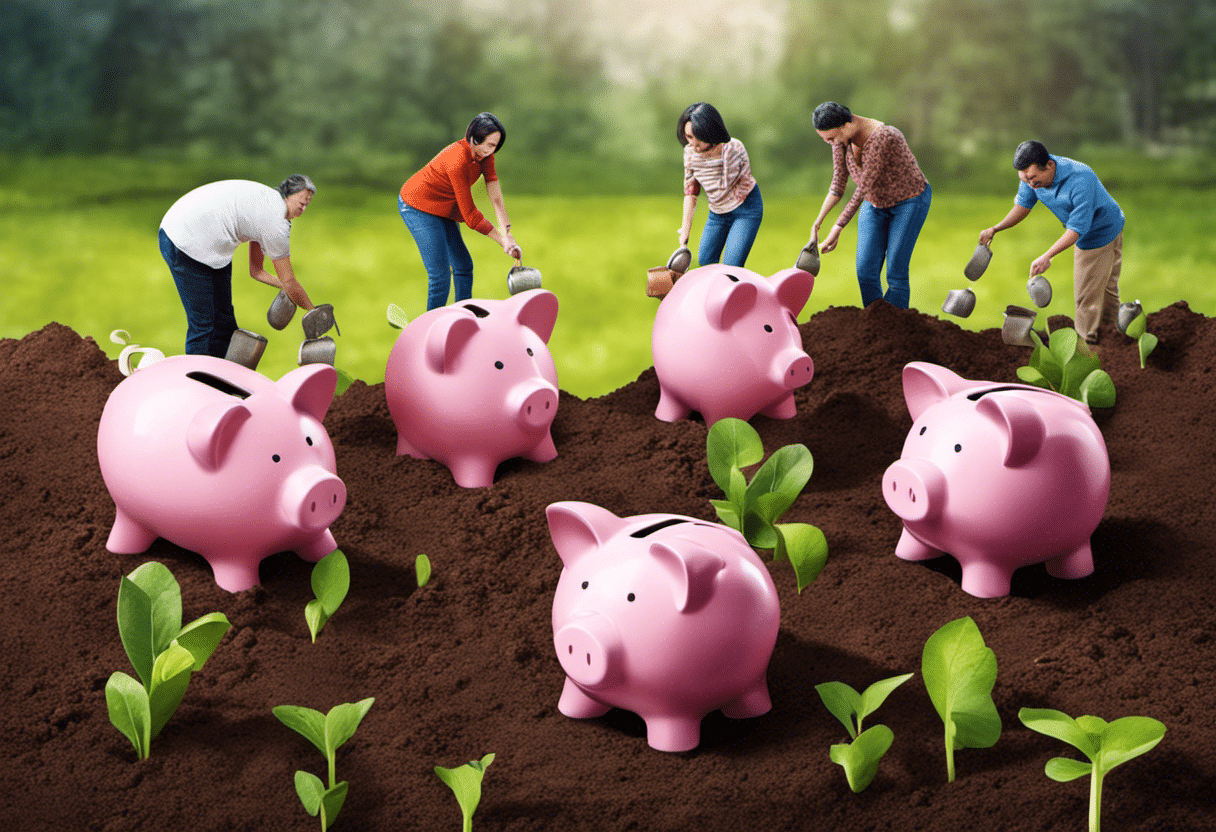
top-left (3, 0), bottom-right (1213, 190)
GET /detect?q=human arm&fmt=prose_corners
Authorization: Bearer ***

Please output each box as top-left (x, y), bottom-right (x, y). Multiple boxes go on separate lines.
top-left (679, 193), bottom-right (698, 247)
top-left (978, 204), bottom-right (1032, 246)
top-left (484, 178), bottom-right (520, 256)
top-left (1030, 228), bottom-right (1080, 277)
top-left (816, 141), bottom-right (857, 253)
top-left (249, 242), bottom-right (315, 310)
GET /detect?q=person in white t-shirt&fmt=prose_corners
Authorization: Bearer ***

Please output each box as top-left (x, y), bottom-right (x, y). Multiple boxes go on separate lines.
top-left (158, 175), bottom-right (318, 356)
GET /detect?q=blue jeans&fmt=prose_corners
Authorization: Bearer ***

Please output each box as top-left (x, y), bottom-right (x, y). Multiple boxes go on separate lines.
top-left (159, 228), bottom-right (237, 357)
top-left (399, 196), bottom-right (474, 310)
top-left (698, 186), bottom-right (763, 268)
top-left (855, 182), bottom-right (932, 309)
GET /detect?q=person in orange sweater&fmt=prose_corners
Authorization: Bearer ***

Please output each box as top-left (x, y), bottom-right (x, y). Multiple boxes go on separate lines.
top-left (399, 112), bottom-right (521, 309)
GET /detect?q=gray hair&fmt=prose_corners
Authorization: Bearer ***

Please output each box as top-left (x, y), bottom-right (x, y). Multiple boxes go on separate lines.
top-left (278, 174), bottom-right (316, 199)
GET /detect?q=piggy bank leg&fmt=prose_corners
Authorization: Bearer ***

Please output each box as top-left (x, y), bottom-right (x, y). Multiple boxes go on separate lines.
top-left (644, 713), bottom-right (702, 753)
top-left (448, 457), bottom-right (498, 489)
top-left (655, 387), bottom-right (691, 422)
top-left (395, 432), bottom-right (428, 459)
top-left (760, 393), bottom-right (797, 420)
top-left (720, 679), bottom-right (772, 719)
top-left (209, 558), bottom-right (262, 593)
top-left (296, 530), bottom-right (338, 563)
top-left (524, 432), bottom-right (558, 463)
top-left (959, 561), bottom-right (1014, 598)
top-left (558, 677), bottom-right (610, 719)
top-left (1045, 542), bottom-right (1095, 580)
top-left (106, 509), bottom-right (157, 554)
top-left (894, 528), bottom-right (940, 561)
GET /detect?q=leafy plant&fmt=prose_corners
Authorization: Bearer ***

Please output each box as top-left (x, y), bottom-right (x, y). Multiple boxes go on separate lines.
top-left (1016, 328), bottom-right (1115, 407)
top-left (816, 673), bottom-right (913, 792)
top-left (415, 554), bottom-right (432, 587)
top-left (104, 561), bottom-right (231, 760)
top-left (1123, 308), bottom-right (1159, 369)
top-left (1019, 708), bottom-right (1166, 832)
top-left (706, 418), bottom-right (828, 592)
top-left (305, 549), bottom-right (349, 643)
top-left (435, 753), bottom-right (496, 832)
top-left (922, 616), bottom-right (1002, 782)
top-left (273, 697), bottom-right (375, 832)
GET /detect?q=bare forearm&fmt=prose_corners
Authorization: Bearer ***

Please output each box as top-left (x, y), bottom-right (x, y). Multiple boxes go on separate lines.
top-left (812, 191), bottom-right (841, 236)
top-left (679, 194), bottom-right (697, 245)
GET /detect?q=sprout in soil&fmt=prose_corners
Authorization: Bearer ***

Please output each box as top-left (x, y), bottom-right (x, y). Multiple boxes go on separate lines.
top-left (1019, 707), bottom-right (1166, 832)
top-left (1017, 328), bottom-right (1115, 407)
top-left (435, 753), bottom-right (496, 832)
top-left (104, 561), bottom-right (231, 760)
top-left (1121, 304), bottom-right (1159, 369)
top-left (273, 697), bottom-right (375, 832)
top-left (706, 417), bottom-right (828, 592)
top-left (305, 549), bottom-right (349, 643)
top-left (415, 553), bottom-right (432, 587)
top-left (816, 673), bottom-right (913, 792)
top-left (922, 616), bottom-right (1002, 782)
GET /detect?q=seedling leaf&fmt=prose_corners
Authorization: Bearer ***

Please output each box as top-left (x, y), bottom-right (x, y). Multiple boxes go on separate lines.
top-left (746, 444), bottom-right (813, 515)
top-left (1045, 757), bottom-right (1093, 782)
top-left (435, 753), bottom-right (496, 832)
top-left (1018, 708), bottom-right (1098, 758)
top-left (1125, 311), bottom-right (1147, 339)
top-left (815, 681), bottom-right (863, 738)
top-left (149, 644), bottom-right (195, 738)
top-left (274, 705), bottom-right (329, 757)
top-left (859, 673), bottom-right (915, 725)
top-left (709, 499), bottom-right (739, 529)
top-left (324, 697), bottom-right (375, 759)
top-left (295, 770), bottom-right (325, 816)
top-left (1138, 332), bottom-right (1158, 368)
top-left (320, 781), bottom-right (349, 829)
top-left (829, 724), bottom-right (895, 792)
top-left (1099, 716), bottom-right (1167, 769)
top-left (922, 616), bottom-right (1001, 782)
top-left (1049, 327), bottom-right (1080, 367)
top-left (105, 671), bottom-right (151, 760)
top-left (117, 563), bottom-right (183, 689)
top-left (706, 418), bottom-right (763, 494)
top-left (415, 554), bottom-right (432, 587)
top-left (386, 302), bottom-right (410, 329)
top-left (307, 550), bottom-right (350, 642)
top-left (305, 601), bottom-right (327, 644)
top-left (1079, 370), bottom-right (1116, 408)
top-left (175, 612), bottom-right (231, 670)
top-left (1016, 365), bottom-right (1050, 388)
top-left (775, 522), bottom-right (829, 592)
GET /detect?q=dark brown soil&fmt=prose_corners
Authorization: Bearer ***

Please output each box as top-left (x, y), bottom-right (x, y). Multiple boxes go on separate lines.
top-left (4, 301), bottom-right (1213, 832)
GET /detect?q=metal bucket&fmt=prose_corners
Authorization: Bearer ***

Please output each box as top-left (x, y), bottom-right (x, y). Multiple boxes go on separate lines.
top-left (1002, 305), bottom-right (1038, 347)
top-left (267, 289), bottom-right (296, 330)
top-left (647, 267), bottom-right (675, 298)
top-left (298, 336), bottom-right (336, 366)
top-left (507, 260), bottom-right (543, 295)
top-left (302, 304), bottom-right (339, 340)
top-left (964, 243), bottom-right (992, 281)
top-left (666, 246), bottom-right (691, 276)
top-left (795, 238), bottom-right (820, 276)
top-left (942, 288), bottom-right (976, 318)
top-left (1027, 275), bottom-right (1053, 308)
top-left (225, 328), bottom-right (268, 370)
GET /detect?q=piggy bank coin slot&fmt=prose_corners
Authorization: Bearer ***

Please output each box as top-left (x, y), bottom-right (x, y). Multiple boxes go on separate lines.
top-left (629, 518), bottom-right (689, 538)
top-left (186, 371), bottom-right (252, 399)
top-left (967, 385), bottom-right (1054, 402)
top-left (461, 303), bottom-right (491, 318)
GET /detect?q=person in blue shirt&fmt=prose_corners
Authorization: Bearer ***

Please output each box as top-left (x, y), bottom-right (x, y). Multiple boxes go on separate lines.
top-left (979, 140), bottom-right (1125, 345)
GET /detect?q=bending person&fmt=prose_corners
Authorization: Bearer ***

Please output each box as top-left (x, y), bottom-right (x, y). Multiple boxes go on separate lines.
top-left (159, 175), bottom-right (318, 357)
top-left (677, 102), bottom-right (763, 268)
top-left (809, 102), bottom-right (931, 309)
top-left (399, 112), bottom-right (520, 309)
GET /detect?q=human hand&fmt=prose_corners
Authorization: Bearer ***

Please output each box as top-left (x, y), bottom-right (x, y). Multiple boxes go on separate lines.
top-left (1029, 253), bottom-right (1052, 277)
top-left (978, 227), bottom-right (996, 246)
top-left (820, 226), bottom-right (841, 254)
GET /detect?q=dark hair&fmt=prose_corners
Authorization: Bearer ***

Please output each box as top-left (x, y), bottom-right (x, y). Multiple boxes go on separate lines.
top-left (677, 102), bottom-right (731, 147)
top-left (1012, 140), bottom-right (1051, 171)
top-left (812, 102), bottom-right (852, 131)
top-left (277, 174), bottom-right (316, 199)
top-left (466, 112), bottom-right (506, 153)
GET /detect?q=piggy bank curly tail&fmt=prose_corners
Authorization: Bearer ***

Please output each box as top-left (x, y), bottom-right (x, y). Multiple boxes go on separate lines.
top-left (110, 329), bottom-right (166, 377)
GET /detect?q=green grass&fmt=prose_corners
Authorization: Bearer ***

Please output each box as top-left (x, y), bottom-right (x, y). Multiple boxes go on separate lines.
top-left (3, 155), bottom-right (1213, 398)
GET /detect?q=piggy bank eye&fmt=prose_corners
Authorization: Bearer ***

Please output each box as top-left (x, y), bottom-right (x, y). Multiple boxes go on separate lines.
top-left (272, 454), bottom-right (281, 463)
top-left (919, 426), bottom-right (927, 435)
top-left (305, 436), bottom-right (314, 446)
top-left (494, 361), bottom-right (504, 370)
top-left (526, 348), bottom-right (534, 356)
top-left (627, 593), bottom-right (636, 602)
top-left (764, 324), bottom-right (773, 333)
top-left (954, 444), bottom-right (962, 453)
top-left (581, 581), bottom-right (589, 590)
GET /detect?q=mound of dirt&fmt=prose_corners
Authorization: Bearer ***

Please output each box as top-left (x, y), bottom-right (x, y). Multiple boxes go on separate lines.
top-left (3, 301), bottom-right (1212, 831)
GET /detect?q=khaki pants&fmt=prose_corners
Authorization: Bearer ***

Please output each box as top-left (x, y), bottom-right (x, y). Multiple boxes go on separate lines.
top-left (1073, 233), bottom-right (1122, 343)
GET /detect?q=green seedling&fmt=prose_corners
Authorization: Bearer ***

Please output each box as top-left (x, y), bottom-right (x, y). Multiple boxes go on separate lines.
top-left (1019, 708), bottom-right (1166, 832)
top-left (1017, 328), bottom-right (1116, 407)
top-left (386, 302), bottom-right (410, 330)
top-left (706, 417), bottom-right (828, 592)
top-left (334, 367), bottom-right (357, 396)
top-left (273, 697), bottom-right (375, 832)
top-left (104, 561), bottom-right (231, 760)
top-left (816, 673), bottom-right (913, 792)
top-left (305, 549), bottom-right (349, 643)
top-left (415, 554), bottom-right (432, 587)
top-left (1123, 308), bottom-right (1159, 369)
top-left (435, 753), bottom-right (496, 832)
top-left (922, 616), bottom-right (1002, 782)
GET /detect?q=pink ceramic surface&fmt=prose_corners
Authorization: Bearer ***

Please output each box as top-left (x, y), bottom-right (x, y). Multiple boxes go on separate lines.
top-left (652, 264), bottom-right (814, 426)
top-left (882, 362), bottom-right (1110, 598)
top-left (385, 290), bottom-right (559, 488)
top-left (97, 355), bottom-right (346, 592)
top-left (547, 501), bottom-right (780, 752)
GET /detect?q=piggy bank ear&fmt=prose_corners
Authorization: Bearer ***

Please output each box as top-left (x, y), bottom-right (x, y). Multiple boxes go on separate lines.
top-left (649, 542), bottom-right (725, 614)
top-left (425, 313), bottom-right (480, 374)
top-left (977, 394), bottom-right (1046, 468)
top-left (770, 268), bottom-right (814, 316)
top-left (187, 400), bottom-right (252, 470)
top-left (903, 362), bottom-right (973, 420)
top-left (546, 501), bottom-right (622, 568)
top-left (706, 276), bottom-right (758, 330)
top-left (278, 364), bottom-right (337, 422)
top-left (510, 289), bottom-right (559, 344)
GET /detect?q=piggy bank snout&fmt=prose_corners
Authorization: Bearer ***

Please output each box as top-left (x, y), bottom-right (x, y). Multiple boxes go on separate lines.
top-left (554, 616), bottom-right (620, 690)
top-left (774, 350), bottom-right (814, 391)
top-left (282, 467), bottom-right (346, 532)
top-left (510, 381), bottom-right (558, 430)
top-left (882, 459), bottom-right (945, 522)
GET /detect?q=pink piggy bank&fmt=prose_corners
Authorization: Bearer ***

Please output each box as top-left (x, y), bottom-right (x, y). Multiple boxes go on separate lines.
top-left (547, 501), bottom-right (780, 752)
top-left (97, 355), bottom-right (346, 592)
top-left (882, 362), bottom-right (1110, 598)
top-left (385, 290), bottom-right (559, 488)
top-left (652, 264), bottom-right (814, 426)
